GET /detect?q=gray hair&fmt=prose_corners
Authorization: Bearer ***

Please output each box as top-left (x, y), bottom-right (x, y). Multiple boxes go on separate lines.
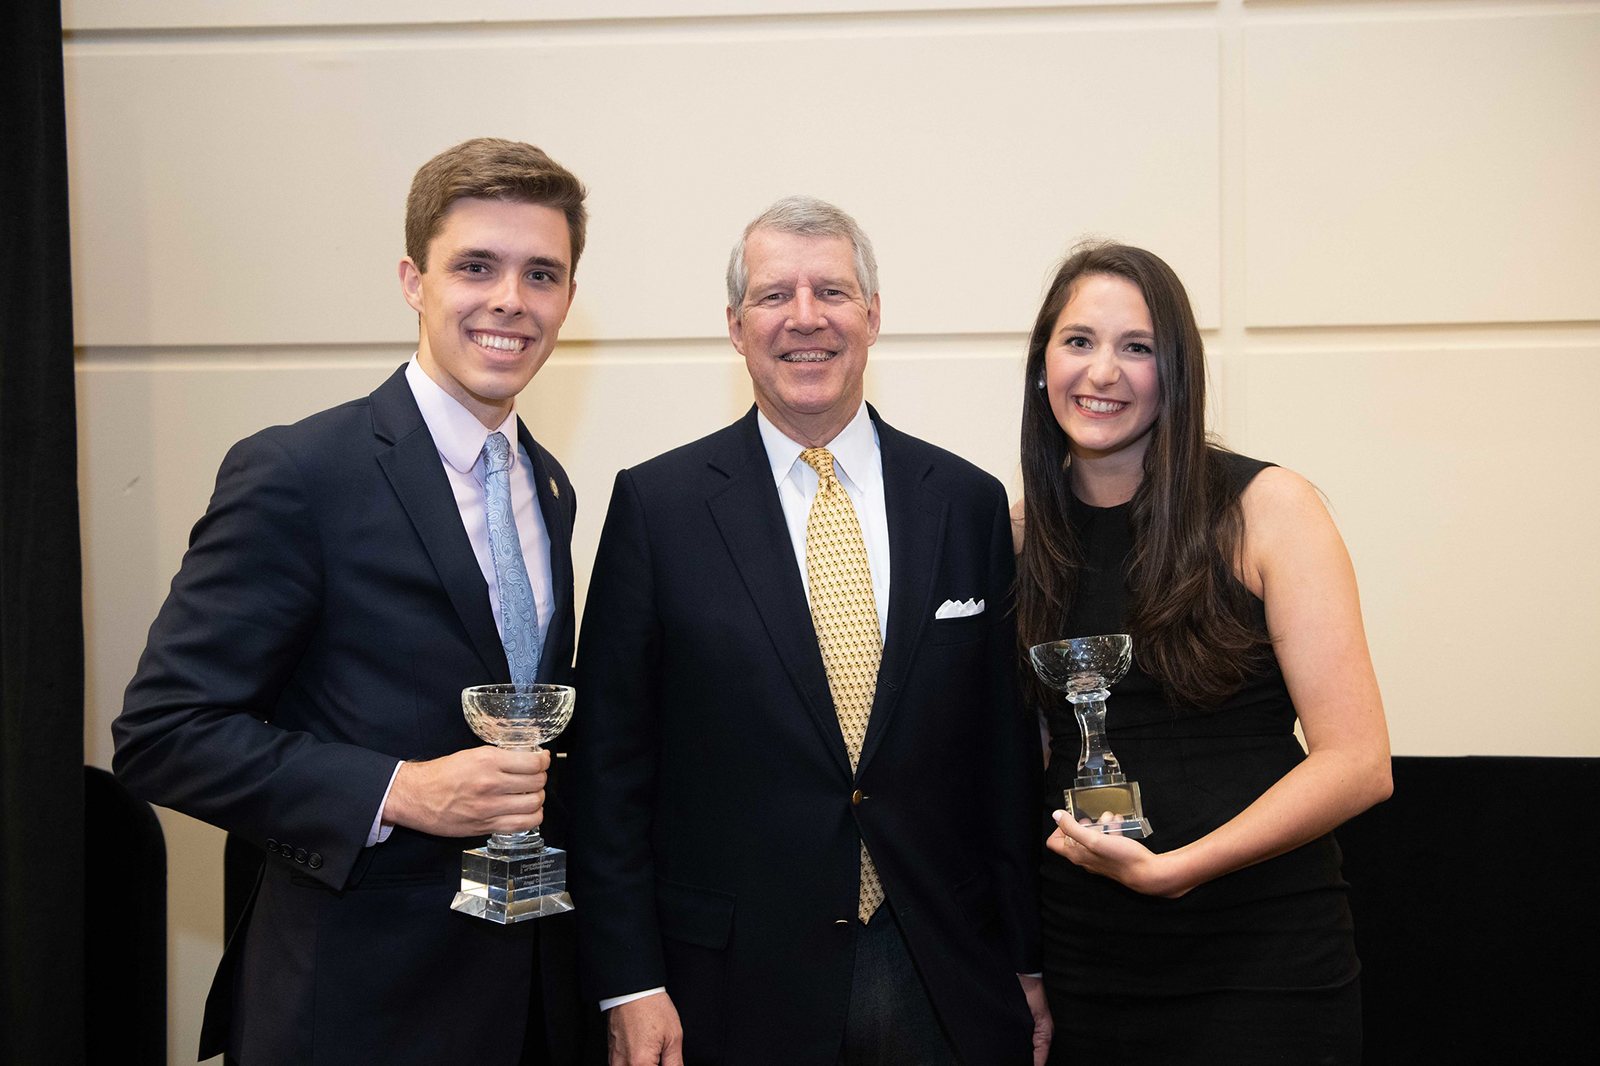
top-left (725, 195), bottom-right (879, 315)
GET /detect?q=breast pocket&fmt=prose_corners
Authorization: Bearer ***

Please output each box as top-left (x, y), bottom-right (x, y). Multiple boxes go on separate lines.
top-left (927, 615), bottom-right (987, 646)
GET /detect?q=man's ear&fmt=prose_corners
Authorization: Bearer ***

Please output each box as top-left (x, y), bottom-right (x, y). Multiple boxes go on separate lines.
top-left (726, 304), bottom-right (747, 356)
top-left (399, 257), bottom-right (425, 314)
top-left (865, 292), bottom-right (881, 346)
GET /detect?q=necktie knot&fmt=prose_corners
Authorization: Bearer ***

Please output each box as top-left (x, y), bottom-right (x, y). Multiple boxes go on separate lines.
top-left (483, 432), bottom-right (513, 475)
top-left (800, 447), bottom-right (837, 485)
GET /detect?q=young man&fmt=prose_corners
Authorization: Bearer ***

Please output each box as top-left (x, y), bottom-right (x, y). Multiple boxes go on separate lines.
top-left (114, 138), bottom-right (591, 1065)
top-left (571, 197), bottom-right (1049, 1065)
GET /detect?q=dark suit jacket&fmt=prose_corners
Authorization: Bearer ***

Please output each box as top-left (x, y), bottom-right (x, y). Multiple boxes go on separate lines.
top-left (570, 406), bottom-right (1040, 1065)
top-left (113, 365), bottom-right (586, 1065)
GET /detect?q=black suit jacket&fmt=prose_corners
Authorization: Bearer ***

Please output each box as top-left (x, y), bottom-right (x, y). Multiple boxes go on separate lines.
top-left (570, 406), bottom-right (1040, 1064)
top-left (113, 365), bottom-right (586, 1065)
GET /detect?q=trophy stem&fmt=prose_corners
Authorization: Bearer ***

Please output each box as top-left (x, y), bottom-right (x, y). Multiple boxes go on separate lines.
top-left (1068, 691), bottom-right (1127, 788)
top-left (487, 739), bottom-right (546, 853)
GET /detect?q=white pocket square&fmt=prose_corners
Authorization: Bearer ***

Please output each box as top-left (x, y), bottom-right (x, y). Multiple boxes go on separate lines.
top-left (935, 598), bottom-right (985, 620)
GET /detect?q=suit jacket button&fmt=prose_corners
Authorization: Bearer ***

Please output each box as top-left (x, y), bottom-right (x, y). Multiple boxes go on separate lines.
top-left (279, 843), bottom-right (294, 859)
top-left (265, 838), bottom-right (278, 851)
top-left (308, 853), bottom-right (323, 869)
top-left (851, 789), bottom-right (865, 805)
top-left (294, 849), bottom-right (307, 864)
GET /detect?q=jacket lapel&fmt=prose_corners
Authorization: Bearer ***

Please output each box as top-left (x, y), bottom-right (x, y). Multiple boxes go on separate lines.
top-left (705, 411), bottom-right (851, 777)
top-left (859, 409), bottom-right (946, 775)
top-left (519, 421), bottom-right (573, 682)
top-left (370, 367), bottom-right (509, 683)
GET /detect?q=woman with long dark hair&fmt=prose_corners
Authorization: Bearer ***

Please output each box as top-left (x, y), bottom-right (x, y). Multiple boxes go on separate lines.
top-left (1015, 243), bottom-right (1391, 1064)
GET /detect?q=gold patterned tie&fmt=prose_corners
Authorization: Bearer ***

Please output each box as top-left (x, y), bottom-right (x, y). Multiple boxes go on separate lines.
top-left (799, 447), bottom-right (885, 923)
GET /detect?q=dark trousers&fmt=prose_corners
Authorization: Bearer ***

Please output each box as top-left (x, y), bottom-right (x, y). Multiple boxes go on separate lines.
top-left (518, 962), bottom-right (549, 1066)
top-left (839, 906), bottom-right (959, 1066)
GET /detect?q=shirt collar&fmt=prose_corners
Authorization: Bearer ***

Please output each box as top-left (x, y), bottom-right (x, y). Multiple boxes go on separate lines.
top-left (405, 356), bottom-right (520, 475)
top-left (756, 402), bottom-right (880, 492)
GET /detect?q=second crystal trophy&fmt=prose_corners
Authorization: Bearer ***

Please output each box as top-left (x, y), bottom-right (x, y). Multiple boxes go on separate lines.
top-left (1029, 634), bottom-right (1153, 839)
top-left (450, 683), bottom-right (576, 923)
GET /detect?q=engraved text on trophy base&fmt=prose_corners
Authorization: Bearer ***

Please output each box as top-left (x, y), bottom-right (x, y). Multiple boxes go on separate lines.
top-left (450, 843), bottom-right (574, 924)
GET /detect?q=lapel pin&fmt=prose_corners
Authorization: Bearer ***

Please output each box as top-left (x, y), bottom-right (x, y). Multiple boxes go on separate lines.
top-left (549, 477), bottom-right (560, 499)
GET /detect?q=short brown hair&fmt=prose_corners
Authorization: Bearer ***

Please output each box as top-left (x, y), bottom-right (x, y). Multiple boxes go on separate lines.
top-left (404, 137), bottom-right (588, 274)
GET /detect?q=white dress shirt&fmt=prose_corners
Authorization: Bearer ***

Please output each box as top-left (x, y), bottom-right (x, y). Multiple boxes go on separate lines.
top-left (366, 358), bottom-right (555, 846)
top-left (600, 402), bottom-right (891, 1012)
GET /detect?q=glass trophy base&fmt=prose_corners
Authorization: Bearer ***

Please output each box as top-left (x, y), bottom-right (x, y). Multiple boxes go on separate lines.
top-left (451, 843), bottom-right (574, 924)
top-left (1065, 783), bottom-right (1154, 840)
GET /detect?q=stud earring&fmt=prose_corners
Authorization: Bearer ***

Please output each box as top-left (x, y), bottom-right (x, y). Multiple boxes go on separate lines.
top-left (1036, 376), bottom-right (1046, 389)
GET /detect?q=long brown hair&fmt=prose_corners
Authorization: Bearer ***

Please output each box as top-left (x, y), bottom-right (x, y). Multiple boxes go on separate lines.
top-left (1016, 242), bottom-right (1268, 709)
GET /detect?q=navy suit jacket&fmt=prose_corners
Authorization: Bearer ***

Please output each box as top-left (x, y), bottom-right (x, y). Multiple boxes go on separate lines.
top-left (570, 406), bottom-right (1040, 1064)
top-left (114, 365), bottom-right (586, 1065)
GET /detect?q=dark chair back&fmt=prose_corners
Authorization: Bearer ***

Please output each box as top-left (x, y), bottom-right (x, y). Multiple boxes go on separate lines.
top-left (84, 766), bottom-right (166, 1066)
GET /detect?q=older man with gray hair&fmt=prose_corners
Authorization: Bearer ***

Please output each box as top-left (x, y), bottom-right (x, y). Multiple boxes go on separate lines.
top-left (570, 197), bottom-right (1048, 1064)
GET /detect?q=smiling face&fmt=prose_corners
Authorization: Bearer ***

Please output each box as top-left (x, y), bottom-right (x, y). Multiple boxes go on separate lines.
top-left (727, 228), bottom-right (880, 447)
top-left (1044, 273), bottom-right (1161, 472)
top-left (399, 197), bottom-right (576, 428)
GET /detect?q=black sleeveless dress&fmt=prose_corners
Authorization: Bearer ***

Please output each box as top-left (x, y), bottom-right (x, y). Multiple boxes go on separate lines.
top-left (1039, 453), bottom-right (1361, 1064)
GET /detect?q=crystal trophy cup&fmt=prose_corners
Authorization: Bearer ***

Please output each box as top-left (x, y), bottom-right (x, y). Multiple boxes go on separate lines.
top-left (450, 683), bottom-right (576, 923)
top-left (1029, 634), bottom-right (1153, 839)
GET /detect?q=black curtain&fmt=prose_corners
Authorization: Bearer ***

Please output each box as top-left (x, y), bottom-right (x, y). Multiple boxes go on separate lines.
top-left (1340, 756), bottom-right (1600, 1061)
top-left (0, 1), bottom-right (87, 1064)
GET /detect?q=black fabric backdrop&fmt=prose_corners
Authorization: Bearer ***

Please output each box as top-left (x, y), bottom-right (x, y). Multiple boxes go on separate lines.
top-left (1, 1), bottom-right (87, 1063)
top-left (1339, 756), bottom-right (1600, 1062)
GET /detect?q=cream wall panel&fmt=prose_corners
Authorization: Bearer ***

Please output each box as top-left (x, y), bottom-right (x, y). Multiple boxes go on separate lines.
top-left (78, 357), bottom-right (402, 771)
top-left (64, 0), bottom-right (1181, 32)
top-left (78, 336), bottom-right (1029, 783)
top-left (1243, 9), bottom-right (1600, 326)
top-left (1226, 342), bottom-right (1600, 757)
top-left (77, 338), bottom-right (1027, 762)
top-left (77, 346), bottom-right (754, 770)
top-left (67, 19), bottom-right (1220, 347)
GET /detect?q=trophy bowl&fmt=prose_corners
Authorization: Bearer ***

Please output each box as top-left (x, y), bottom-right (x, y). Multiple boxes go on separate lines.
top-left (451, 683), bottom-right (577, 923)
top-left (463, 683), bottom-right (575, 753)
top-left (1029, 635), bottom-right (1153, 839)
top-left (1029, 634), bottom-right (1133, 697)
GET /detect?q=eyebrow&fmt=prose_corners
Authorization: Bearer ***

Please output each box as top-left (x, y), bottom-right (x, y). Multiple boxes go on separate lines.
top-left (451, 249), bottom-right (569, 275)
top-left (1056, 322), bottom-right (1154, 340)
top-left (750, 275), bottom-right (859, 296)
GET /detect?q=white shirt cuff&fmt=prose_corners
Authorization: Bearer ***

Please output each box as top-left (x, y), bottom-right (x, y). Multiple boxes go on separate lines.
top-left (600, 987), bottom-right (667, 1012)
top-left (366, 761), bottom-right (403, 847)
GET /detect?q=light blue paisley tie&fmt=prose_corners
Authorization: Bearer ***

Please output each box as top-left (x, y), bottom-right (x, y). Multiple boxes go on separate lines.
top-left (482, 432), bottom-right (543, 685)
